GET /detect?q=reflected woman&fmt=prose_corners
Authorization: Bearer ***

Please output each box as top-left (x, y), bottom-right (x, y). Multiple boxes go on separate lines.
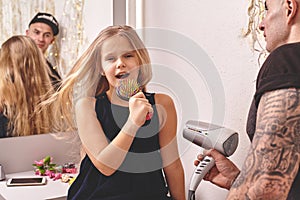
top-left (0, 35), bottom-right (54, 138)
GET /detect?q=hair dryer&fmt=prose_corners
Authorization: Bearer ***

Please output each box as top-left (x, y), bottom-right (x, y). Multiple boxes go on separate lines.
top-left (183, 120), bottom-right (239, 200)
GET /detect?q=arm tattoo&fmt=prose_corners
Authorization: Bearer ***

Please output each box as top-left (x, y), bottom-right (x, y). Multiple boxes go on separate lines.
top-left (227, 88), bottom-right (300, 200)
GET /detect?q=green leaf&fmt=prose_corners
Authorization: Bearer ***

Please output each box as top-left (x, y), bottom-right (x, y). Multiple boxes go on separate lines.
top-left (40, 169), bottom-right (45, 174)
top-left (44, 156), bottom-right (51, 164)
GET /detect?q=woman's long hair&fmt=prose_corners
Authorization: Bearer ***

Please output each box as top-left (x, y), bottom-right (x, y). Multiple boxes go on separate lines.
top-left (45, 25), bottom-right (152, 132)
top-left (0, 35), bottom-right (54, 137)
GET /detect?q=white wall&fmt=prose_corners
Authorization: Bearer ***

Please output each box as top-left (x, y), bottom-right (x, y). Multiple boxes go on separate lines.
top-left (55, 0), bottom-right (260, 199)
top-left (55, 0), bottom-right (113, 45)
top-left (141, 0), bottom-right (258, 199)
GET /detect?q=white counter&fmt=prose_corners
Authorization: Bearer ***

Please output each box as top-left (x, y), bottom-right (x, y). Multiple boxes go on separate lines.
top-left (0, 171), bottom-right (71, 200)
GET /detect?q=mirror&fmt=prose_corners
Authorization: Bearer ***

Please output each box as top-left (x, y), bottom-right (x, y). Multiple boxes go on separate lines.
top-left (0, 132), bottom-right (80, 174)
top-left (0, 0), bottom-right (131, 138)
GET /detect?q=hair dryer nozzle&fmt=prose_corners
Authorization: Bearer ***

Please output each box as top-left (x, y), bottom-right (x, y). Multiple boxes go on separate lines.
top-left (183, 120), bottom-right (238, 157)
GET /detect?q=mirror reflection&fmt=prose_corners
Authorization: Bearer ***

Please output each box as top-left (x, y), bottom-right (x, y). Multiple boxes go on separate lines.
top-left (0, 0), bottom-right (115, 138)
top-left (0, 35), bottom-right (55, 138)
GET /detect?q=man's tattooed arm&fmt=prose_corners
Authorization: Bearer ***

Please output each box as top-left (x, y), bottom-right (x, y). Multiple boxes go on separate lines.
top-left (226, 88), bottom-right (300, 200)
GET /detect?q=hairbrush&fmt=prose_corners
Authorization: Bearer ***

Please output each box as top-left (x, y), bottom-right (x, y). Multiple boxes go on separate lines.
top-left (116, 79), bottom-right (152, 121)
top-left (116, 79), bottom-right (141, 101)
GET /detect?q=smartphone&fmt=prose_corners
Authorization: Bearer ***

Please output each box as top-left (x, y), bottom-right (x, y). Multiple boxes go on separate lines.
top-left (6, 177), bottom-right (47, 186)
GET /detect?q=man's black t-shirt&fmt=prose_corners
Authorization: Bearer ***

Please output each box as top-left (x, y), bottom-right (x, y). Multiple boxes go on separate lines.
top-left (247, 42), bottom-right (300, 199)
top-left (47, 60), bottom-right (61, 89)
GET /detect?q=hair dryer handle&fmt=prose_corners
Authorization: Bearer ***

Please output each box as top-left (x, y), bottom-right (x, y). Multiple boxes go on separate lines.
top-left (189, 156), bottom-right (215, 192)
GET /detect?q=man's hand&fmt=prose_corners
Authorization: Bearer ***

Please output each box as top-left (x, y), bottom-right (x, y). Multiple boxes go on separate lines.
top-left (194, 149), bottom-right (240, 190)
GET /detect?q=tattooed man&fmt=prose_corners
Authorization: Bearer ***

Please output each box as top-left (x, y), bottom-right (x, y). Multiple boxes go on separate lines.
top-left (195, 0), bottom-right (300, 199)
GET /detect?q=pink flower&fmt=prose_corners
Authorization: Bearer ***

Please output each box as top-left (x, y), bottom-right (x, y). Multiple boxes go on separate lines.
top-left (53, 173), bottom-right (62, 181)
top-left (45, 170), bottom-right (55, 178)
top-left (35, 170), bottom-right (41, 175)
top-left (34, 159), bottom-right (44, 166)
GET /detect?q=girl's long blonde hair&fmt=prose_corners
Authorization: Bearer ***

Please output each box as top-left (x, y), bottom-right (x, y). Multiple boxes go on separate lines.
top-left (45, 25), bottom-right (152, 132)
top-left (0, 35), bottom-right (54, 137)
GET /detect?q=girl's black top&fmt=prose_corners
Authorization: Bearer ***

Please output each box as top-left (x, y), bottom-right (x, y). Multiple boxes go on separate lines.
top-left (67, 92), bottom-right (172, 200)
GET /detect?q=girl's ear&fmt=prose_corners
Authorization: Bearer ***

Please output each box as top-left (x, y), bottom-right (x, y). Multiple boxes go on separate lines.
top-left (286, 0), bottom-right (298, 24)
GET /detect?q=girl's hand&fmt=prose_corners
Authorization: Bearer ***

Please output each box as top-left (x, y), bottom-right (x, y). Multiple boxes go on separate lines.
top-left (128, 92), bottom-right (153, 127)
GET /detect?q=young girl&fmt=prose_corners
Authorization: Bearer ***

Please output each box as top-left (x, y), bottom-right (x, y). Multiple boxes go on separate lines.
top-left (0, 35), bottom-right (54, 137)
top-left (48, 25), bottom-right (185, 199)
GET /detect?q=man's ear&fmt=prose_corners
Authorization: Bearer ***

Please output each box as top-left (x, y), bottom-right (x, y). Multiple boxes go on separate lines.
top-left (286, 0), bottom-right (298, 24)
top-left (51, 38), bottom-right (55, 44)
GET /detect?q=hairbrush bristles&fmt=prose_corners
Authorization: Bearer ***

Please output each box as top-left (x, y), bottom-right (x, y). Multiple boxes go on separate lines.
top-left (116, 79), bottom-right (141, 101)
